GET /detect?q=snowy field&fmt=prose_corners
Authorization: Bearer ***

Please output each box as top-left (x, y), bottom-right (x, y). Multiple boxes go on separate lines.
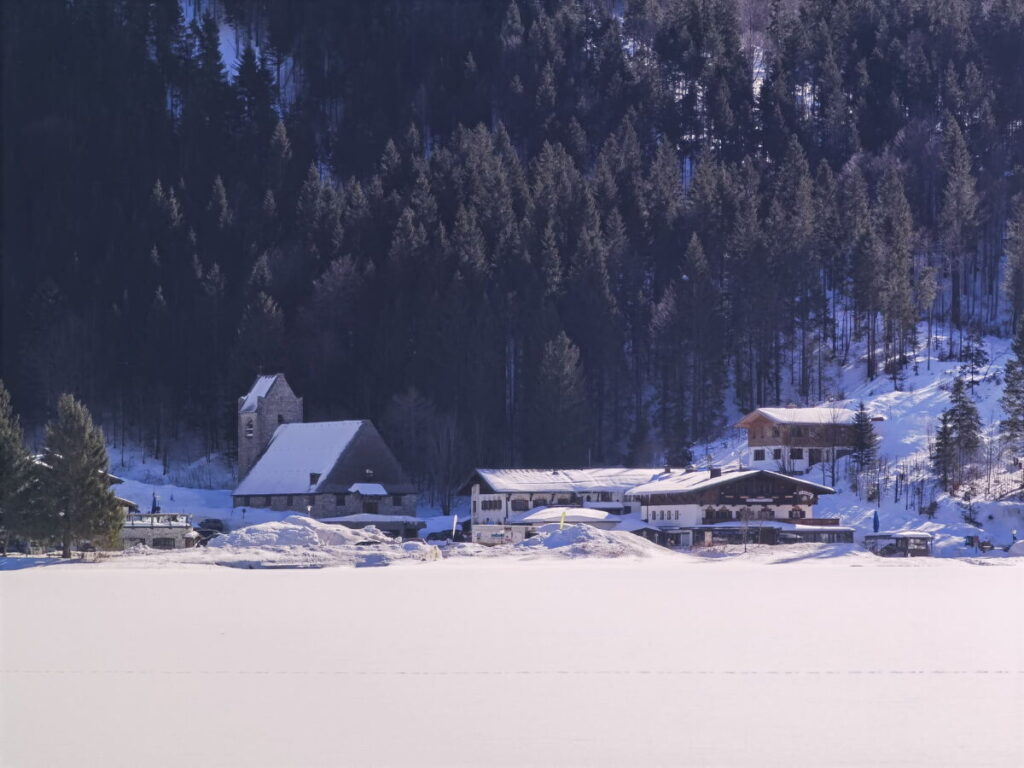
top-left (3, 550), bottom-right (1022, 767)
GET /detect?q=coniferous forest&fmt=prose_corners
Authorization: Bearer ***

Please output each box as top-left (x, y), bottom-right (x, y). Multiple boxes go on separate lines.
top-left (4, 0), bottom-right (1024, 496)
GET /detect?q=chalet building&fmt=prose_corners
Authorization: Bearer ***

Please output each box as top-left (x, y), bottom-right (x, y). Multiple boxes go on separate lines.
top-left (233, 375), bottom-right (419, 536)
top-left (460, 467), bottom-right (663, 544)
top-left (626, 468), bottom-right (849, 546)
top-left (734, 406), bottom-right (865, 474)
top-left (461, 466), bottom-right (845, 546)
top-left (121, 511), bottom-right (199, 550)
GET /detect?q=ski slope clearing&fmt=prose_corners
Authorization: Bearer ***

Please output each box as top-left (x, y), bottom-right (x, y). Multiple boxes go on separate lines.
top-left (2, 558), bottom-right (1021, 767)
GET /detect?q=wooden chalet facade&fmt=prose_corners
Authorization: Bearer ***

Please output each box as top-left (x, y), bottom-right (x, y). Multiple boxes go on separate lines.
top-left (735, 406), bottom-right (861, 474)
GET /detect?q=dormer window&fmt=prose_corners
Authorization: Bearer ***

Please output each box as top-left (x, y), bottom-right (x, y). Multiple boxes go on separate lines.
top-left (309, 472), bottom-right (321, 486)
top-left (245, 420), bottom-right (254, 438)
top-left (365, 468), bottom-right (374, 480)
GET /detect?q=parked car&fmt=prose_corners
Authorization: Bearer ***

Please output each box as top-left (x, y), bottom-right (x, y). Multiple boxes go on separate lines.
top-left (197, 518), bottom-right (226, 533)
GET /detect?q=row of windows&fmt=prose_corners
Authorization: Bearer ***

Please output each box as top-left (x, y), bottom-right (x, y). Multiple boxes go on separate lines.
top-left (753, 448), bottom-right (815, 461)
top-left (236, 494), bottom-right (404, 509)
top-left (649, 510), bottom-right (681, 521)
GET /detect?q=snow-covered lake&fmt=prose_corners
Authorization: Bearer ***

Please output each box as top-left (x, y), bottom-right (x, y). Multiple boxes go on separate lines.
top-left (3, 555), bottom-right (1022, 767)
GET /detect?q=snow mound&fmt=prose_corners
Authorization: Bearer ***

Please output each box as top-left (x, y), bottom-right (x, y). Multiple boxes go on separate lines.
top-left (208, 515), bottom-right (388, 549)
top-left (1009, 540), bottom-right (1024, 557)
top-left (516, 524), bottom-right (669, 559)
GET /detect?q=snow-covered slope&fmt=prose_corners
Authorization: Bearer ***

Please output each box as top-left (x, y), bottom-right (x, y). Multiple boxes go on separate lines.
top-left (702, 329), bottom-right (1023, 555)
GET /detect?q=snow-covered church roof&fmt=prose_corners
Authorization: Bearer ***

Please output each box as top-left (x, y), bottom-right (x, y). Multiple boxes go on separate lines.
top-left (234, 420), bottom-right (415, 497)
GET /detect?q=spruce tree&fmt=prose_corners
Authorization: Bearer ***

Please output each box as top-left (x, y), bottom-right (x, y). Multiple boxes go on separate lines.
top-left (850, 401), bottom-right (879, 471)
top-left (1000, 321), bottom-right (1024, 453)
top-left (932, 411), bottom-right (956, 491)
top-left (38, 394), bottom-right (121, 558)
top-left (0, 380), bottom-right (31, 555)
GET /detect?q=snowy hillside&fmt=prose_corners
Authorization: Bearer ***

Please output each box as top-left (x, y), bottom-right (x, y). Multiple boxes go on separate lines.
top-left (701, 329), bottom-right (1023, 554)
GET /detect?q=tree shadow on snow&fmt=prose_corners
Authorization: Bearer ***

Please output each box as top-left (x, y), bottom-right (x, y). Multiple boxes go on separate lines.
top-left (769, 544), bottom-right (862, 564)
top-left (0, 556), bottom-right (75, 571)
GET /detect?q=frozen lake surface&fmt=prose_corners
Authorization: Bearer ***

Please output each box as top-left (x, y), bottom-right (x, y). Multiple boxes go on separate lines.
top-left (2, 554), bottom-right (1022, 767)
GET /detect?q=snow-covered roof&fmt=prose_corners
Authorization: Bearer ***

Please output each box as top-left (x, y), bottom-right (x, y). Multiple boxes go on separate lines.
top-left (239, 374), bottom-right (279, 413)
top-left (319, 514), bottom-right (422, 524)
top-left (614, 516), bottom-right (659, 532)
top-left (469, 467), bottom-right (666, 494)
top-left (234, 421), bottom-right (362, 496)
top-left (348, 482), bottom-right (388, 496)
top-left (626, 468), bottom-right (835, 497)
top-left (696, 520), bottom-right (855, 532)
top-left (865, 530), bottom-right (934, 539)
top-left (736, 406), bottom-right (857, 427)
top-left (509, 506), bottom-right (615, 525)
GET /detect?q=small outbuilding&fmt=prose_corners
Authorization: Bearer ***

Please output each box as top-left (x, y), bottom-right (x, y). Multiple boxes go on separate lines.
top-left (863, 531), bottom-right (934, 557)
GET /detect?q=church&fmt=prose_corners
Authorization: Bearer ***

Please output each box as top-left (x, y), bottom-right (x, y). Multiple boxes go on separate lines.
top-left (232, 374), bottom-right (420, 530)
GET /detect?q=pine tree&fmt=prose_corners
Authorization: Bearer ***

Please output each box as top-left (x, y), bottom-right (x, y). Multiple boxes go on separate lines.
top-left (38, 394), bottom-right (121, 558)
top-left (850, 401), bottom-right (879, 472)
top-left (939, 113), bottom-right (977, 338)
top-left (1000, 321), bottom-right (1024, 453)
top-left (932, 410), bottom-right (956, 491)
top-left (1003, 195), bottom-right (1024, 330)
top-left (941, 376), bottom-right (982, 489)
top-left (0, 380), bottom-right (31, 555)
top-left (526, 332), bottom-right (588, 467)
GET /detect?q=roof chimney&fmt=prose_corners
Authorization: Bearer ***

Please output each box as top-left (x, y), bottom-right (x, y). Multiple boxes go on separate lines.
top-left (709, 466), bottom-right (722, 478)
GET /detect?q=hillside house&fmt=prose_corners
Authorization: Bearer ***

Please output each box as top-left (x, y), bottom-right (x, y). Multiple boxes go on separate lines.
top-left (461, 466), bottom-right (841, 546)
top-left (734, 406), bottom-right (862, 474)
top-left (625, 468), bottom-right (842, 546)
top-left (121, 511), bottom-right (199, 550)
top-left (460, 467), bottom-right (664, 543)
top-left (233, 375), bottom-right (419, 536)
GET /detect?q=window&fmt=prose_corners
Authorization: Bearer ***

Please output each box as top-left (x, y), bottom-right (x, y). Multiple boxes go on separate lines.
top-left (789, 508), bottom-right (805, 519)
top-left (674, 510), bottom-right (679, 520)
top-left (808, 449), bottom-right (821, 465)
top-left (238, 496), bottom-right (249, 507)
top-left (277, 414), bottom-right (284, 424)
top-left (151, 538), bottom-right (175, 550)
top-left (533, 497), bottom-right (549, 506)
top-left (771, 427), bottom-right (780, 437)
top-left (310, 472), bottom-right (321, 486)
top-left (481, 499), bottom-right (502, 511)
top-left (753, 449), bottom-right (766, 461)
top-left (511, 499), bottom-right (530, 511)
top-left (772, 449), bottom-right (782, 460)
top-left (245, 420), bottom-right (254, 438)
top-left (336, 494), bottom-right (346, 507)
top-left (790, 448), bottom-right (804, 460)
top-left (363, 501), bottom-right (379, 515)
top-left (793, 427), bottom-right (803, 437)
top-left (393, 494), bottom-right (403, 507)
top-left (556, 496), bottom-right (571, 505)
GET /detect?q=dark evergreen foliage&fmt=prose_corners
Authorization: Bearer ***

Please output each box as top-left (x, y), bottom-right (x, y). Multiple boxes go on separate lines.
top-left (3, 0), bottom-right (1022, 481)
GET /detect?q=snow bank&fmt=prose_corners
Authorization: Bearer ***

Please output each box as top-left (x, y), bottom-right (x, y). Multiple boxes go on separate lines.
top-left (1009, 540), bottom-right (1024, 557)
top-left (516, 523), bottom-right (669, 559)
top-left (208, 515), bottom-right (388, 549)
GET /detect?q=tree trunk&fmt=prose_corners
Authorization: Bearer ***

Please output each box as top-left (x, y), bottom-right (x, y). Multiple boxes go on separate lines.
top-left (62, 519), bottom-right (72, 559)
